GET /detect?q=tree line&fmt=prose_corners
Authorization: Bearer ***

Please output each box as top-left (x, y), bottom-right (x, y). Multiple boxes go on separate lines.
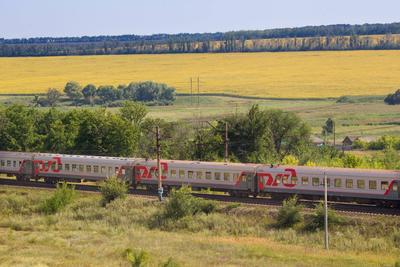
top-left (2, 22), bottom-right (400, 56)
top-left (0, 103), bottom-right (399, 170)
top-left (34, 81), bottom-right (176, 107)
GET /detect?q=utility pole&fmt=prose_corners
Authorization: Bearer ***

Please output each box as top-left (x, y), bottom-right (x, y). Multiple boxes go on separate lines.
top-left (156, 126), bottom-right (163, 201)
top-left (190, 77), bottom-right (193, 106)
top-left (324, 172), bottom-right (329, 250)
top-left (197, 77), bottom-right (200, 107)
top-left (333, 121), bottom-right (336, 147)
top-left (224, 122), bottom-right (229, 162)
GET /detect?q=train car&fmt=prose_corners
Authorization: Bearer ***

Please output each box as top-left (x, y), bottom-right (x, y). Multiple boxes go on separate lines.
top-left (0, 151), bottom-right (399, 206)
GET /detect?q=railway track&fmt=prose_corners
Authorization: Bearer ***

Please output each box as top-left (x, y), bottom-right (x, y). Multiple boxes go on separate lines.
top-left (1, 178), bottom-right (400, 217)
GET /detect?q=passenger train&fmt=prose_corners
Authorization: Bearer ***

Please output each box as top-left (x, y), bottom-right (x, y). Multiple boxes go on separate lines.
top-left (0, 151), bottom-right (399, 206)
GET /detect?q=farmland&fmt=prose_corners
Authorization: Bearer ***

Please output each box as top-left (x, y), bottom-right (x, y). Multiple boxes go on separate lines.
top-left (1, 50), bottom-right (400, 98)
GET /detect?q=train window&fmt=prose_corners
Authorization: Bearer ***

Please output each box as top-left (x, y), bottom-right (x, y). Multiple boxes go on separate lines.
top-left (196, 171), bottom-right (203, 179)
top-left (206, 172), bottom-right (212, 180)
top-left (291, 176), bottom-right (298, 185)
top-left (108, 167), bottom-right (113, 174)
top-left (214, 172), bottom-right (221, 180)
top-left (312, 177), bottom-right (319, 186)
top-left (275, 176), bottom-right (281, 184)
top-left (0, 160), bottom-right (5, 167)
top-left (65, 164), bottom-right (70, 171)
top-left (58, 164), bottom-right (62, 171)
top-left (101, 166), bottom-right (106, 174)
top-left (282, 176), bottom-right (289, 184)
top-left (301, 176), bottom-right (309, 185)
top-left (224, 173), bottom-right (230, 181)
top-left (233, 173), bottom-right (239, 181)
top-left (51, 162), bottom-right (56, 170)
top-left (115, 167), bottom-right (119, 174)
top-left (357, 180), bottom-right (365, 189)
top-left (381, 181), bottom-right (389, 190)
top-left (86, 165), bottom-right (92, 172)
top-left (13, 161), bottom-right (16, 168)
top-left (393, 183), bottom-right (398, 191)
top-left (188, 171), bottom-right (194, 179)
top-left (170, 169), bottom-right (176, 178)
top-left (79, 165), bottom-right (84, 172)
top-left (7, 160), bottom-right (11, 167)
top-left (93, 165), bottom-right (99, 173)
top-left (179, 170), bottom-right (185, 179)
top-left (72, 164), bottom-right (77, 172)
top-left (334, 178), bottom-right (342, 188)
top-left (346, 179), bottom-right (353, 189)
top-left (369, 180), bottom-right (377, 190)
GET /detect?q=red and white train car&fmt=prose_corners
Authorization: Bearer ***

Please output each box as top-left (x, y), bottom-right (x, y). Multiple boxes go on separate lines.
top-left (0, 151), bottom-right (399, 206)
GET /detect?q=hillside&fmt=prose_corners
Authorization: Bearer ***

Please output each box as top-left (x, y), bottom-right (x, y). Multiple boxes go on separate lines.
top-left (1, 22), bottom-right (400, 57)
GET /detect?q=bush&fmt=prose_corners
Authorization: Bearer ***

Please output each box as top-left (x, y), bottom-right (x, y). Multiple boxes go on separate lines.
top-left (160, 257), bottom-right (180, 267)
top-left (384, 89), bottom-right (400, 105)
top-left (276, 196), bottom-right (303, 228)
top-left (100, 176), bottom-right (128, 206)
top-left (125, 248), bottom-right (150, 267)
top-left (39, 182), bottom-right (75, 214)
top-left (162, 186), bottom-right (216, 220)
top-left (308, 202), bottom-right (345, 230)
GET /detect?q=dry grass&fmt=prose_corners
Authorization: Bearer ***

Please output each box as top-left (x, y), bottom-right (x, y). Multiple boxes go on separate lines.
top-left (0, 186), bottom-right (400, 266)
top-left (1, 50), bottom-right (400, 97)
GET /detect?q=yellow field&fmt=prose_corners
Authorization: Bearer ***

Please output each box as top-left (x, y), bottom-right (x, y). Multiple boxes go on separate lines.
top-left (0, 50), bottom-right (400, 98)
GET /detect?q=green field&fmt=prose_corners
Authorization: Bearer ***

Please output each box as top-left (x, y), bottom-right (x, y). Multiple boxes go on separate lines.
top-left (0, 186), bottom-right (399, 266)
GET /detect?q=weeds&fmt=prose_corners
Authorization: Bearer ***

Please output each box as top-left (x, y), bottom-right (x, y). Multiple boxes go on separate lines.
top-left (39, 182), bottom-right (75, 214)
top-left (100, 176), bottom-right (128, 206)
top-left (125, 248), bottom-right (150, 267)
top-left (276, 195), bottom-right (303, 228)
top-left (307, 202), bottom-right (345, 230)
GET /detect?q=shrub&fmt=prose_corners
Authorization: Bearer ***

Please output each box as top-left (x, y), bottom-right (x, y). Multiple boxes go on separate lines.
top-left (308, 202), bottom-right (345, 230)
top-left (162, 186), bottom-right (216, 220)
top-left (276, 196), bottom-right (303, 228)
top-left (160, 257), bottom-right (180, 267)
top-left (39, 182), bottom-right (75, 214)
top-left (384, 89), bottom-right (400, 105)
top-left (100, 176), bottom-right (128, 206)
top-left (125, 248), bottom-right (150, 267)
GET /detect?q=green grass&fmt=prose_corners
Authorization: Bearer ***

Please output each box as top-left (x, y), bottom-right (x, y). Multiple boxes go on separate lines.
top-left (0, 186), bottom-right (400, 266)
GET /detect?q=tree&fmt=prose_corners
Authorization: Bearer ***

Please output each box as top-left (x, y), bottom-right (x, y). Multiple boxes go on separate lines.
top-left (82, 84), bottom-right (97, 105)
top-left (384, 89), bottom-right (400, 105)
top-left (119, 101), bottom-right (147, 126)
top-left (46, 88), bottom-right (62, 107)
top-left (64, 81), bottom-right (83, 104)
top-left (96, 85), bottom-right (119, 104)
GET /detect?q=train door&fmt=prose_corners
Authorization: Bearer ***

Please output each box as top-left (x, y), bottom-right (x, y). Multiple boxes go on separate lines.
top-left (243, 172), bottom-right (258, 196)
top-left (117, 165), bottom-right (134, 185)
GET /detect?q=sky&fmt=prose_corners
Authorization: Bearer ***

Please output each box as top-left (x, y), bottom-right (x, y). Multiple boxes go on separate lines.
top-left (0, 0), bottom-right (399, 39)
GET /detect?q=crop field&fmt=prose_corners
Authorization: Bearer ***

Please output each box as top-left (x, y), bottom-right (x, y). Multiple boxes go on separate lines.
top-left (1, 50), bottom-right (400, 97)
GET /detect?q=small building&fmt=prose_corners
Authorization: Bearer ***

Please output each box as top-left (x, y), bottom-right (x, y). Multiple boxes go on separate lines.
top-left (341, 136), bottom-right (377, 150)
top-left (310, 136), bottom-right (325, 146)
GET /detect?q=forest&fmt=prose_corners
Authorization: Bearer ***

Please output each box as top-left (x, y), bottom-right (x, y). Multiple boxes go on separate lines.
top-left (1, 22), bottom-right (400, 56)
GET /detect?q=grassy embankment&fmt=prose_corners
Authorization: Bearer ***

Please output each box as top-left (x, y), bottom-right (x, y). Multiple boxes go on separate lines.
top-left (0, 186), bottom-right (400, 266)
